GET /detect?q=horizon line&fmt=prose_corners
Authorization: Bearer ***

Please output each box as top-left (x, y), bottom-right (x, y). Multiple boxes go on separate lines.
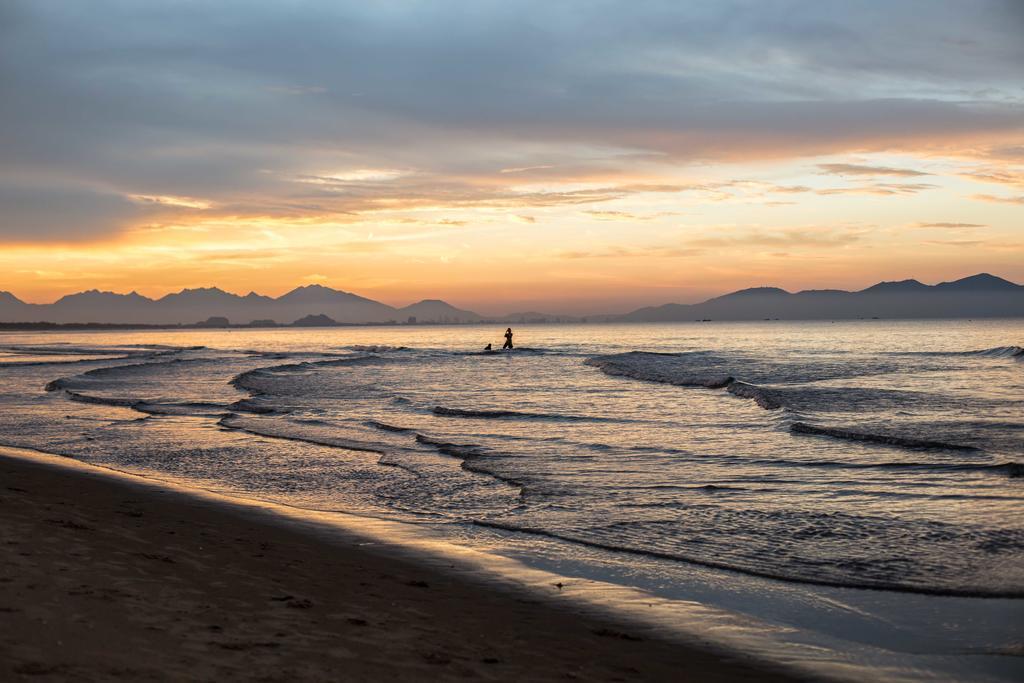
top-left (1, 271), bottom-right (1018, 316)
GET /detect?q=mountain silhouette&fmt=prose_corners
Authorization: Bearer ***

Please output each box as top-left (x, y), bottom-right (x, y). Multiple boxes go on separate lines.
top-left (934, 272), bottom-right (1021, 291)
top-left (292, 313), bottom-right (338, 327)
top-left (858, 279), bottom-right (929, 293)
top-left (0, 273), bottom-right (1020, 325)
top-left (396, 299), bottom-right (483, 323)
top-left (0, 285), bottom-right (461, 325)
top-left (618, 273), bottom-right (1023, 321)
top-left (0, 291), bottom-right (27, 308)
top-left (271, 285), bottom-right (396, 323)
top-left (715, 286), bottom-right (790, 298)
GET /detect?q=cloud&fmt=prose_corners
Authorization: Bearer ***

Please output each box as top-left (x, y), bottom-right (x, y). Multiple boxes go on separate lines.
top-left (818, 163), bottom-right (929, 177)
top-left (924, 239), bottom-right (985, 246)
top-left (665, 178), bottom-right (939, 202)
top-left (913, 222), bottom-right (986, 229)
top-left (583, 210), bottom-right (674, 221)
top-left (297, 169), bottom-right (408, 184)
top-left (128, 194), bottom-right (213, 209)
top-left (971, 194), bottom-right (1024, 204)
top-left (767, 185), bottom-right (814, 194)
top-left (584, 210), bottom-right (636, 221)
top-left (815, 182), bottom-right (938, 195)
top-left (984, 144), bottom-right (1024, 161)
top-left (558, 245), bottom-right (704, 259)
top-left (273, 176), bottom-right (690, 216)
top-left (708, 178), bottom-right (937, 199)
top-left (194, 248), bottom-right (291, 265)
top-left (1, 0), bottom-right (1023, 243)
top-left (957, 169), bottom-right (1024, 187)
top-left (500, 165), bottom-right (555, 174)
top-left (688, 226), bottom-right (867, 249)
top-left (0, 181), bottom-right (164, 241)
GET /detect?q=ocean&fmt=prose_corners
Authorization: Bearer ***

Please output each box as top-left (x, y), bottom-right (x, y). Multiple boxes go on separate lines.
top-left (1, 320), bottom-right (1021, 680)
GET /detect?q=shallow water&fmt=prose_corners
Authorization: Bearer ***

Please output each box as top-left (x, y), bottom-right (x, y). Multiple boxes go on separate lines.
top-left (1, 321), bottom-right (1022, 680)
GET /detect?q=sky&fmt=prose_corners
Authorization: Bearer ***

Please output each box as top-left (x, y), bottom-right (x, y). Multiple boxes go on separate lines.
top-left (1, 1), bottom-right (1022, 315)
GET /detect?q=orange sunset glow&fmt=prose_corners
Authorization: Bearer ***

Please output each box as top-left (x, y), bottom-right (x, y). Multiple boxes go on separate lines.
top-left (1, 2), bottom-right (1022, 314)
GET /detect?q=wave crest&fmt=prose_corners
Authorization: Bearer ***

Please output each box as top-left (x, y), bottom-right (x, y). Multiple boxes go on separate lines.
top-left (432, 406), bottom-right (623, 422)
top-left (790, 422), bottom-right (978, 451)
top-left (726, 381), bottom-right (782, 410)
top-left (584, 353), bottom-right (733, 388)
top-left (974, 345), bottom-right (1024, 358)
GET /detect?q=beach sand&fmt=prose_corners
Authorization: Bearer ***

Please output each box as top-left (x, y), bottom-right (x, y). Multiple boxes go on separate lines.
top-left (0, 448), bottom-right (797, 681)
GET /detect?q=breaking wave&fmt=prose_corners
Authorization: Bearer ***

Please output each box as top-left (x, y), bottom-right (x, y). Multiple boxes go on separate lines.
top-left (44, 356), bottom-right (212, 392)
top-left (585, 349), bottom-right (1016, 454)
top-left (15, 331), bottom-right (1022, 602)
top-left (584, 353), bottom-right (733, 388)
top-left (744, 455), bottom-right (1022, 477)
top-left (790, 422), bottom-right (978, 451)
top-left (218, 413), bottom-right (386, 455)
top-left (414, 434), bottom-right (525, 490)
top-left (975, 345), bottom-right (1024, 358)
top-left (432, 406), bottom-right (626, 422)
top-left (229, 354), bottom-right (382, 393)
top-left (586, 353), bottom-right (784, 409)
top-left (726, 381), bottom-right (782, 410)
top-left (892, 345), bottom-right (1024, 359)
top-left (472, 520), bottom-right (1024, 599)
top-left (366, 420), bottom-right (416, 433)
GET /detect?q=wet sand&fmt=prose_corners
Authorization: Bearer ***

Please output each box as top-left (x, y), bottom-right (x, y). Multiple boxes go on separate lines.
top-left (0, 447), bottom-right (798, 681)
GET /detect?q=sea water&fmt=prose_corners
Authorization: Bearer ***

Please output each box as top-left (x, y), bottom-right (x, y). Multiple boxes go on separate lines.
top-left (1, 320), bottom-right (1021, 680)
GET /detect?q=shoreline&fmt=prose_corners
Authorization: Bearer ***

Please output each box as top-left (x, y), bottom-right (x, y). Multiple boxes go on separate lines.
top-left (2, 327), bottom-right (1021, 682)
top-left (0, 445), bottom-right (801, 682)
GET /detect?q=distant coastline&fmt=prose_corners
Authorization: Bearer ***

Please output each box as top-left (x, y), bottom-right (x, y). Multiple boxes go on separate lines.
top-left (2, 316), bottom-right (1024, 332)
top-left (0, 318), bottom-right (466, 331)
top-left (1, 272), bottom-right (1021, 325)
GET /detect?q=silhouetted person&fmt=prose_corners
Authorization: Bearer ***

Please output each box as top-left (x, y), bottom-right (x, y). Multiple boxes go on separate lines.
top-left (503, 327), bottom-right (514, 350)
top-left (484, 343), bottom-right (492, 351)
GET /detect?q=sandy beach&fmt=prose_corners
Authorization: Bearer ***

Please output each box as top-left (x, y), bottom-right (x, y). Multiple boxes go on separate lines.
top-left (0, 447), bottom-right (797, 682)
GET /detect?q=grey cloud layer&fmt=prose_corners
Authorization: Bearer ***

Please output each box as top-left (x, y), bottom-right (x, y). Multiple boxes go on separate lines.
top-left (1, 0), bottom-right (1022, 240)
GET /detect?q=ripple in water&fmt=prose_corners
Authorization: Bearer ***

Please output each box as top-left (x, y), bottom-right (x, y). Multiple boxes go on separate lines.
top-left (2, 324), bottom-right (1023, 598)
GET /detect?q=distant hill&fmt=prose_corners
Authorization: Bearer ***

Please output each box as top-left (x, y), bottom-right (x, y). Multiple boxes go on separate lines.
top-left (270, 285), bottom-right (397, 323)
top-left (1, 273), bottom-right (1020, 325)
top-left (0, 285), bottom-right (486, 325)
top-left (45, 289), bottom-right (155, 323)
top-left (0, 285), bottom-right (404, 325)
top-left (0, 291), bottom-right (29, 315)
top-left (858, 279), bottom-right (930, 294)
top-left (291, 313), bottom-right (338, 327)
top-left (397, 299), bottom-right (483, 323)
top-left (716, 286), bottom-right (790, 298)
top-left (618, 273), bottom-right (1024, 321)
top-left (934, 273), bottom-right (1021, 291)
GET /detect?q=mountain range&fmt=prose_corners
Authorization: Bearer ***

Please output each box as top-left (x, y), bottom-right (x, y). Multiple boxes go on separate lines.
top-left (619, 273), bottom-right (1023, 321)
top-left (0, 274), bottom-right (1021, 325)
top-left (0, 285), bottom-right (484, 325)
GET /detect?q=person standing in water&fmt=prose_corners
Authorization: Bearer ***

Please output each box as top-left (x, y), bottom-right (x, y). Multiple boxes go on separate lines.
top-left (503, 327), bottom-right (514, 349)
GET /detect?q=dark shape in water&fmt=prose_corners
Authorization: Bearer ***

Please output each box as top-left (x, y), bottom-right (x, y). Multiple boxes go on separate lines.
top-left (790, 421), bottom-right (978, 451)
